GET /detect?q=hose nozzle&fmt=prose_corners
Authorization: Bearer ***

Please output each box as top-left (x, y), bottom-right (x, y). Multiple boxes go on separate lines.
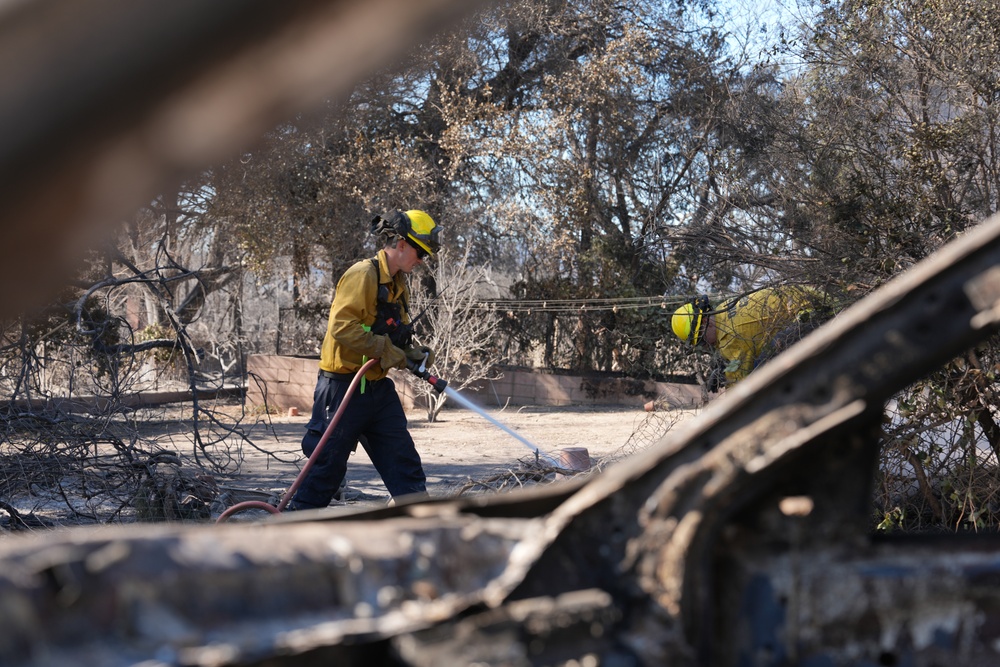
top-left (426, 375), bottom-right (447, 392)
top-left (406, 353), bottom-right (447, 393)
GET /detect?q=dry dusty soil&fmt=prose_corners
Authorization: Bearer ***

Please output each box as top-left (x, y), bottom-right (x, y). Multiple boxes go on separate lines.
top-left (221, 401), bottom-right (697, 517)
top-left (0, 397), bottom-right (700, 528)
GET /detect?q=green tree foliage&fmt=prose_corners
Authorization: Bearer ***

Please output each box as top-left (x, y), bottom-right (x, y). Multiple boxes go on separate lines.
top-left (437, 0), bottom-right (734, 371)
top-left (768, 0), bottom-right (1000, 533)
top-left (736, 0), bottom-right (1000, 292)
top-left (199, 0), bottom-right (744, 375)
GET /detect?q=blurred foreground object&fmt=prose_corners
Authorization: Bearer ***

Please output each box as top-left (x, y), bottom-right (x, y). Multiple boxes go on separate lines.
top-left (0, 0), bottom-right (492, 317)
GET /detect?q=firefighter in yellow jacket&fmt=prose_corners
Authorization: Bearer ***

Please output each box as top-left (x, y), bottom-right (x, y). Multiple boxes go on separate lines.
top-left (287, 210), bottom-right (439, 510)
top-left (671, 286), bottom-right (830, 386)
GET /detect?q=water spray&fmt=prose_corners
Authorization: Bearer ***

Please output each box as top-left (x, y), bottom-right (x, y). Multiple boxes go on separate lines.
top-left (441, 385), bottom-right (560, 466)
top-left (407, 352), bottom-right (559, 466)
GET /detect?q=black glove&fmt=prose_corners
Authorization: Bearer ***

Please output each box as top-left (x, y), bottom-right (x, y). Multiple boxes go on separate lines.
top-left (404, 345), bottom-right (435, 369)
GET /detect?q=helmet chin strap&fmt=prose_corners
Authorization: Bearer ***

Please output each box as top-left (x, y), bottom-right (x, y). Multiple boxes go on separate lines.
top-left (690, 295), bottom-right (711, 345)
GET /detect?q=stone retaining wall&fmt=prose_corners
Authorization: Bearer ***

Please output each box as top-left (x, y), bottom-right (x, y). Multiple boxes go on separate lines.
top-left (246, 354), bottom-right (706, 413)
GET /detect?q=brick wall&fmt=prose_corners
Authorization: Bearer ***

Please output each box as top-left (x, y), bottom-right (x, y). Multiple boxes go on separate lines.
top-left (247, 354), bottom-right (706, 413)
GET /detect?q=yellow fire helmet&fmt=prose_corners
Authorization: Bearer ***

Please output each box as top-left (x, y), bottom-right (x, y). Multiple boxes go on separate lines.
top-left (403, 209), bottom-right (441, 256)
top-left (671, 296), bottom-right (709, 345)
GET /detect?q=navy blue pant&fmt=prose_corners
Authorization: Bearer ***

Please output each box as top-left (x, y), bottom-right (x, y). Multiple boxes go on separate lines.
top-left (290, 374), bottom-right (426, 508)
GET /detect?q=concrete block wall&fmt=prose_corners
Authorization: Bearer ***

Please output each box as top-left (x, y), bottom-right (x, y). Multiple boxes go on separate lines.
top-left (246, 355), bottom-right (319, 414)
top-left (458, 370), bottom-right (705, 409)
top-left (246, 354), bottom-right (706, 412)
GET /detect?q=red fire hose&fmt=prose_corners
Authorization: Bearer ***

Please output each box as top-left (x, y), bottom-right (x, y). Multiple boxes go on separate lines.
top-left (216, 357), bottom-right (380, 523)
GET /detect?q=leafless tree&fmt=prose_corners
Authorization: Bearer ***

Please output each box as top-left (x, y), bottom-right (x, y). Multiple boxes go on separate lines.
top-left (404, 247), bottom-right (504, 422)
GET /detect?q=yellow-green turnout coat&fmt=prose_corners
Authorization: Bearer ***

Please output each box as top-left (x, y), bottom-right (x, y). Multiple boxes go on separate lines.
top-left (714, 286), bottom-right (827, 385)
top-left (318, 249), bottom-right (411, 381)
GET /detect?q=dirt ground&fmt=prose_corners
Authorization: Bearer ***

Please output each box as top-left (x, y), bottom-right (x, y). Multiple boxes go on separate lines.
top-left (221, 401), bottom-right (698, 517)
top-left (0, 396), bottom-right (701, 529)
